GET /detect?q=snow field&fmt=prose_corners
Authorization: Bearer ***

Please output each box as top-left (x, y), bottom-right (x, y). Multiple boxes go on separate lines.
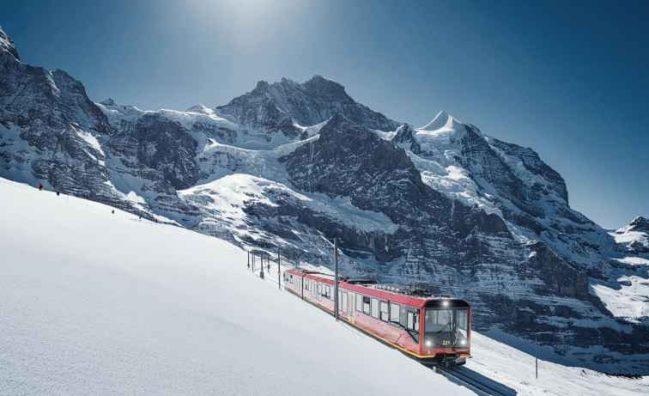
top-left (2, 177), bottom-right (647, 395)
top-left (0, 178), bottom-right (469, 395)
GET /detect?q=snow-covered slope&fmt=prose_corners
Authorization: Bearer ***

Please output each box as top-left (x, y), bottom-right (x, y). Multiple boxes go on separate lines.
top-left (613, 217), bottom-right (649, 254)
top-left (593, 217), bottom-right (649, 322)
top-left (0, 178), bottom-right (470, 395)
top-left (468, 332), bottom-right (649, 395)
top-left (2, 178), bottom-right (647, 395)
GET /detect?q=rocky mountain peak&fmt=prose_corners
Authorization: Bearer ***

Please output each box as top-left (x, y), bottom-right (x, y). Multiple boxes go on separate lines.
top-left (0, 26), bottom-right (19, 61)
top-left (392, 123), bottom-right (421, 154)
top-left (186, 103), bottom-right (214, 115)
top-left (393, 123), bottom-right (415, 139)
top-left (302, 74), bottom-right (348, 100)
top-left (628, 216), bottom-right (649, 232)
top-left (216, 76), bottom-right (400, 132)
top-left (306, 74), bottom-right (334, 84)
top-left (253, 80), bottom-right (271, 93)
top-left (420, 110), bottom-right (460, 131)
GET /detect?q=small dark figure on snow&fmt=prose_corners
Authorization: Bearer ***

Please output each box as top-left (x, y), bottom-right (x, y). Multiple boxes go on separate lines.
top-left (111, 209), bottom-right (115, 214)
top-left (56, 191), bottom-right (60, 196)
top-left (37, 183), bottom-right (43, 191)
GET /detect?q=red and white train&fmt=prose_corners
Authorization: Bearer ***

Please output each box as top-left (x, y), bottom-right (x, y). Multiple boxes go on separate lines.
top-left (283, 268), bottom-right (471, 366)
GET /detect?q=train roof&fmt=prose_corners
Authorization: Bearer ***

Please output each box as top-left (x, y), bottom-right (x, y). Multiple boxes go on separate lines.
top-left (285, 268), bottom-right (469, 309)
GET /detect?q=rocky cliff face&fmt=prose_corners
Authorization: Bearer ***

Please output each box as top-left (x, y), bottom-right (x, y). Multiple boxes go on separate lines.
top-left (216, 75), bottom-right (400, 137)
top-left (110, 113), bottom-right (200, 190)
top-left (0, 29), bottom-right (129, 210)
top-left (1, 27), bottom-right (648, 374)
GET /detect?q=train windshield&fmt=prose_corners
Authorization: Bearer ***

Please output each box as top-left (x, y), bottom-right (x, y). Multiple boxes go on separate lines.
top-left (424, 308), bottom-right (468, 348)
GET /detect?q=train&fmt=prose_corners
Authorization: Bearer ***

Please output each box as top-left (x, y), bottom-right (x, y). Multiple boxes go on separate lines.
top-left (283, 268), bottom-right (471, 366)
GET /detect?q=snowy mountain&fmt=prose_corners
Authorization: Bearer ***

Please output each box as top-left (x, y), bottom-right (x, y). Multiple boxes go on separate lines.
top-left (0, 178), bottom-right (472, 395)
top-left (1, 26), bottom-right (648, 375)
top-left (4, 178), bottom-right (648, 395)
top-left (613, 217), bottom-right (649, 254)
top-left (0, 28), bottom-right (136, 215)
top-left (215, 75), bottom-right (400, 137)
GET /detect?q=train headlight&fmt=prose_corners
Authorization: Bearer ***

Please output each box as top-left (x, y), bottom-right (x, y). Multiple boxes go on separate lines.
top-left (442, 300), bottom-right (449, 308)
top-left (425, 339), bottom-right (433, 348)
top-left (459, 339), bottom-right (466, 346)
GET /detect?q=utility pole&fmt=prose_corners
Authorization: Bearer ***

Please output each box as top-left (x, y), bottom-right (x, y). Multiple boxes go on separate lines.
top-left (334, 238), bottom-right (339, 321)
top-left (247, 250), bottom-right (250, 269)
top-left (535, 332), bottom-right (539, 379)
top-left (277, 247), bottom-right (281, 290)
top-left (260, 252), bottom-right (265, 279)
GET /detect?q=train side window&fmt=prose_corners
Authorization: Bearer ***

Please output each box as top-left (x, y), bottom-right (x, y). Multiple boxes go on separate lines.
top-left (390, 303), bottom-right (400, 323)
top-left (407, 312), bottom-right (415, 329)
top-left (406, 310), bottom-right (419, 330)
top-left (370, 298), bottom-right (379, 319)
top-left (362, 296), bottom-right (371, 315)
top-left (356, 294), bottom-right (363, 311)
top-left (380, 301), bottom-right (389, 321)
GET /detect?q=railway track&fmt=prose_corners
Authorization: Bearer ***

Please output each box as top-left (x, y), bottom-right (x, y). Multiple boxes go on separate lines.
top-left (436, 366), bottom-right (516, 396)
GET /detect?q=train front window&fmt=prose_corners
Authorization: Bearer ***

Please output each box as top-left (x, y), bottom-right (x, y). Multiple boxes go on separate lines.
top-left (424, 308), bottom-right (468, 348)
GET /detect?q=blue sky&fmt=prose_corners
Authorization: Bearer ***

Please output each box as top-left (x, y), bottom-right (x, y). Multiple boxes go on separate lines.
top-left (2, 0), bottom-right (648, 228)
